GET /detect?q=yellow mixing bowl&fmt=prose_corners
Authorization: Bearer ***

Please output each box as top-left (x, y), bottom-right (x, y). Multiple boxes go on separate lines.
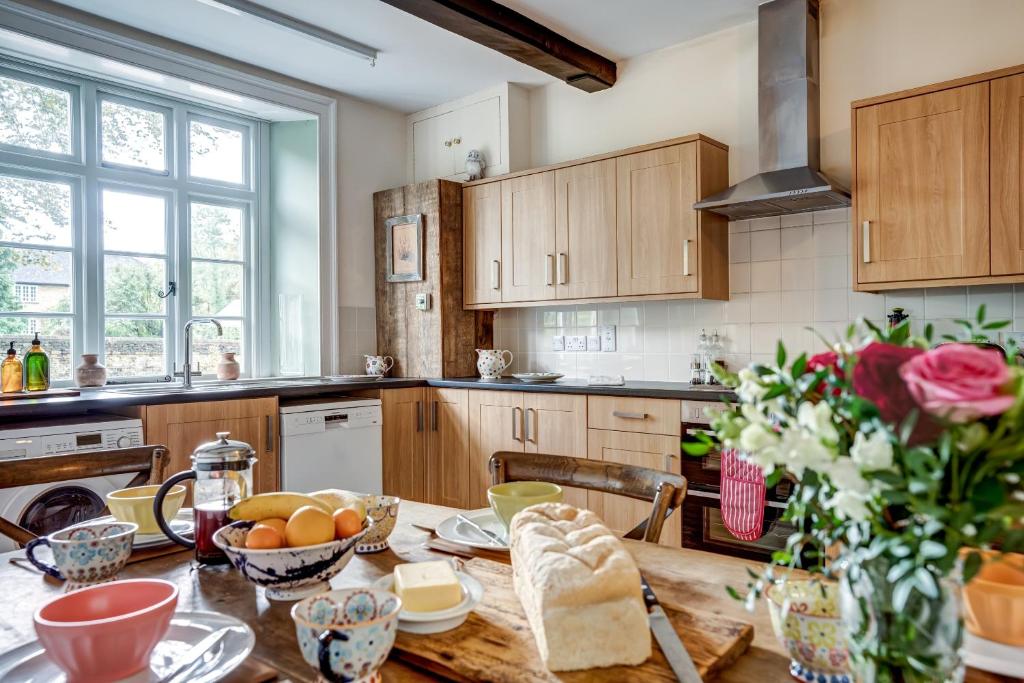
top-left (487, 481), bottom-right (562, 530)
top-left (106, 485), bottom-right (186, 535)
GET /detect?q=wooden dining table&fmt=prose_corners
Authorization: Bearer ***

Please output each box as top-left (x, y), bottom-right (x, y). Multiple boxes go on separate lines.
top-left (0, 501), bottom-right (1012, 682)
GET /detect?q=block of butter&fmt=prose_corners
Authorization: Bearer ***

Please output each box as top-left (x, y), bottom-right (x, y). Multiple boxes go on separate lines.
top-left (393, 560), bottom-right (463, 612)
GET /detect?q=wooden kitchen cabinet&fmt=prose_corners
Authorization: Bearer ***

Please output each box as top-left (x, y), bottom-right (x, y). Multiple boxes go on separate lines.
top-left (992, 72), bottom-right (1024, 275)
top-left (586, 429), bottom-right (682, 548)
top-left (381, 388), bottom-right (428, 503)
top-left (500, 171), bottom-right (557, 303)
top-left (463, 182), bottom-right (503, 306)
top-left (554, 159), bottom-right (618, 300)
top-left (426, 388), bottom-right (470, 509)
top-left (143, 397), bottom-right (279, 499)
top-left (524, 393), bottom-right (588, 508)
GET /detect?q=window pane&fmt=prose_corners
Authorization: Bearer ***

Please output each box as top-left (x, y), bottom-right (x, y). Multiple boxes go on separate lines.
top-left (0, 247), bottom-right (72, 313)
top-left (0, 175), bottom-right (73, 247)
top-left (104, 255), bottom-right (165, 314)
top-left (190, 203), bottom-right (243, 260)
top-left (102, 189), bottom-right (166, 254)
top-left (192, 318), bottom-right (242, 376)
top-left (189, 119), bottom-right (244, 184)
top-left (0, 75), bottom-right (72, 154)
top-left (191, 261), bottom-right (242, 316)
top-left (100, 99), bottom-right (166, 171)
top-left (105, 318), bottom-right (164, 378)
top-left (0, 317), bottom-right (73, 380)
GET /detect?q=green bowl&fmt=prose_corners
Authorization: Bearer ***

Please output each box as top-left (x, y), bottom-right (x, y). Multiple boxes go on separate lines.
top-left (487, 481), bottom-right (563, 530)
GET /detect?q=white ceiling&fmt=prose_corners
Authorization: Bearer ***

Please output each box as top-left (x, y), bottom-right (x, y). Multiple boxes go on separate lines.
top-left (50, 0), bottom-right (760, 113)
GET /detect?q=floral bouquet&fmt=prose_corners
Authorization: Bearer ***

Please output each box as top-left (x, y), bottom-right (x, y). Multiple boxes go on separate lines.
top-left (685, 309), bottom-right (1024, 682)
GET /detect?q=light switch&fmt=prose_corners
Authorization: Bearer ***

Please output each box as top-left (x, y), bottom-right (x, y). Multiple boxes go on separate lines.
top-left (566, 335), bottom-right (586, 352)
top-left (414, 293), bottom-right (431, 310)
top-left (586, 335), bottom-right (601, 352)
top-left (551, 335), bottom-right (565, 351)
top-left (600, 325), bottom-right (616, 352)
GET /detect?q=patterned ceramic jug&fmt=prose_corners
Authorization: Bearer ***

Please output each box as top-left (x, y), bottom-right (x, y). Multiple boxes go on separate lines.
top-left (364, 355), bottom-right (394, 376)
top-left (476, 349), bottom-right (513, 380)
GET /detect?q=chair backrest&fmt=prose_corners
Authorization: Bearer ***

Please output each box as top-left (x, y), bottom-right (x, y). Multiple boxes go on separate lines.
top-left (488, 451), bottom-right (687, 544)
top-left (0, 445), bottom-right (168, 546)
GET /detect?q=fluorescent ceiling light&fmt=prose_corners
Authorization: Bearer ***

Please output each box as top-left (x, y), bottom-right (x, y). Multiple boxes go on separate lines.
top-left (194, 0), bottom-right (379, 65)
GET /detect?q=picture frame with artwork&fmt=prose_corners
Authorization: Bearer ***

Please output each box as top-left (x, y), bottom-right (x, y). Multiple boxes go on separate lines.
top-left (384, 213), bottom-right (424, 282)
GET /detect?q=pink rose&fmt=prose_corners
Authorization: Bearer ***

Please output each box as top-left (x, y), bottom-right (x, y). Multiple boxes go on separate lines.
top-left (898, 343), bottom-right (1015, 423)
top-left (853, 342), bottom-right (939, 444)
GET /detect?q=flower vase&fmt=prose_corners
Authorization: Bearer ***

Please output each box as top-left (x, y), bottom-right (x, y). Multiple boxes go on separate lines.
top-left (839, 556), bottom-right (964, 683)
top-left (216, 352), bottom-right (240, 380)
top-left (74, 354), bottom-right (107, 387)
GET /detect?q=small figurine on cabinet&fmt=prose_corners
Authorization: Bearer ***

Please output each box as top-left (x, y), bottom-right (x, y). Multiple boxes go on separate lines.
top-left (465, 149), bottom-right (486, 180)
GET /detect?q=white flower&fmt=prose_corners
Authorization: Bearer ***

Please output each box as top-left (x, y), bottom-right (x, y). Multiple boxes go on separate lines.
top-left (827, 490), bottom-right (870, 521)
top-left (741, 402), bottom-right (771, 426)
top-left (850, 430), bottom-right (894, 471)
top-left (963, 524), bottom-right (978, 537)
top-left (827, 457), bottom-right (870, 494)
top-left (797, 401), bottom-right (839, 444)
top-left (736, 368), bottom-right (768, 403)
top-left (775, 427), bottom-right (835, 479)
top-left (1005, 473), bottom-right (1020, 485)
top-left (739, 422), bottom-right (779, 453)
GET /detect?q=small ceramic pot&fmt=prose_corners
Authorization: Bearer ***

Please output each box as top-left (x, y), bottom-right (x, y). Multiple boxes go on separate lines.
top-left (291, 588), bottom-right (401, 683)
top-left (74, 354), bottom-right (107, 388)
top-left (217, 352), bottom-right (240, 380)
top-left (25, 522), bottom-right (137, 588)
top-left (364, 355), bottom-right (394, 377)
top-left (476, 349), bottom-right (513, 380)
top-left (356, 495), bottom-right (400, 554)
top-left (765, 579), bottom-right (851, 683)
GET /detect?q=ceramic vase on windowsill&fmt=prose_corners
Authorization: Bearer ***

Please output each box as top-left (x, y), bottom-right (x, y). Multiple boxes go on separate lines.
top-left (217, 352), bottom-right (240, 380)
top-left (74, 354), bottom-right (107, 388)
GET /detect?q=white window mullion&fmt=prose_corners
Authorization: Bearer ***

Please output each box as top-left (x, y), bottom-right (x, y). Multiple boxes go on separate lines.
top-left (80, 81), bottom-right (101, 365)
top-left (174, 101), bottom-right (191, 377)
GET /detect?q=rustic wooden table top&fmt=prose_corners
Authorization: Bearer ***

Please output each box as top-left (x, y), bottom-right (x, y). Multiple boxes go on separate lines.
top-left (0, 501), bottom-right (1011, 682)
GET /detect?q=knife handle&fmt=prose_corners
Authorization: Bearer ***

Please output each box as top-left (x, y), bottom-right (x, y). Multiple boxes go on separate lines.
top-left (640, 577), bottom-right (659, 610)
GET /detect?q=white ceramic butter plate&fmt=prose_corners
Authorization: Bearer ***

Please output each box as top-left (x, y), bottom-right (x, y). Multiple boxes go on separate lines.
top-left (372, 571), bottom-right (483, 634)
top-left (0, 610), bottom-right (254, 683)
top-left (511, 372), bottom-right (564, 383)
top-left (963, 632), bottom-right (1024, 677)
top-left (69, 509), bottom-right (194, 550)
top-left (435, 509), bottom-right (509, 551)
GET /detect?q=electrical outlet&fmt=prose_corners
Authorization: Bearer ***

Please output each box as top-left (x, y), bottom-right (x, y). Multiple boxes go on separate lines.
top-left (566, 335), bottom-right (586, 352)
top-left (551, 335), bottom-right (565, 352)
top-left (586, 335), bottom-right (601, 352)
top-left (600, 325), bottom-right (616, 352)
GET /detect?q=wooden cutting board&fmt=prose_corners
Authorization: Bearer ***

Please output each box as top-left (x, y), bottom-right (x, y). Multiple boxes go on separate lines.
top-left (389, 557), bottom-right (754, 682)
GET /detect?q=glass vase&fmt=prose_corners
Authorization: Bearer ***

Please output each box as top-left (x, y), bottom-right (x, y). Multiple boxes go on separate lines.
top-left (839, 556), bottom-right (964, 683)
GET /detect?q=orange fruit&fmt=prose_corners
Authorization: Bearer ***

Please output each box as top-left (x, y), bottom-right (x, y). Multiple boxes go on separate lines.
top-left (333, 507), bottom-right (362, 539)
top-left (256, 518), bottom-right (287, 536)
top-left (285, 505), bottom-right (335, 547)
top-left (245, 524), bottom-right (284, 549)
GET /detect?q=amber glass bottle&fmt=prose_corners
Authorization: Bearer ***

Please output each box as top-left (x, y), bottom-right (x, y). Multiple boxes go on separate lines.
top-left (24, 333), bottom-right (49, 392)
top-left (1, 342), bottom-right (23, 393)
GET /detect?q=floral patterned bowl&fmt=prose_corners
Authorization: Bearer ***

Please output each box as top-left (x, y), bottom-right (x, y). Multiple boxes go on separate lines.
top-left (25, 522), bottom-right (137, 588)
top-left (213, 520), bottom-right (368, 601)
top-left (765, 579), bottom-right (851, 683)
top-left (356, 495), bottom-right (400, 554)
top-left (291, 588), bottom-right (401, 683)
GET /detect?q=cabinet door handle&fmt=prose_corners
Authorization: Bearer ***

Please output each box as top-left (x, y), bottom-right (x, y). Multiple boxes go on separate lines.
top-left (557, 252), bottom-right (567, 284)
top-left (525, 408), bottom-right (537, 443)
top-left (862, 221), bottom-right (871, 263)
top-left (266, 415), bottom-right (274, 453)
top-left (512, 406), bottom-right (523, 441)
top-left (682, 239), bottom-right (691, 276)
top-left (416, 401), bottom-right (424, 432)
top-left (664, 453), bottom-right (677, 472)
top-left (612, 410), bottom-right (647, 420)
top-left (491, 260), bottom-right (500, 290)
top-left (545, 254), bottom-right (554, 286)
top-left (431, 400), bottom-right (438, 431)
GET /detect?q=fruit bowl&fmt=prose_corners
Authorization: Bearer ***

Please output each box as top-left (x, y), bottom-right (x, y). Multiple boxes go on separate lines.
top-left (213, 520), bottom-right (368, 601)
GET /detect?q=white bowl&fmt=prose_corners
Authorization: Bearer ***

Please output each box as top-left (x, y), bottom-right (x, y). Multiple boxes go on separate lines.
top-left (372, 571), bottom-right (483, 634)
top-left (213, 520), bottom-right (368, 601)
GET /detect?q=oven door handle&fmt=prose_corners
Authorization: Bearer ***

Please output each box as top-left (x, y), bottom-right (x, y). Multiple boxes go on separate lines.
top-left (686, 488), bottom-right (789, 510)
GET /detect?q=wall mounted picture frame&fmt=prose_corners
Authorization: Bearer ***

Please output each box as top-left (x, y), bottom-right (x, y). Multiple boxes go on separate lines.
top-left (384, 213), bottom-right (424, 282)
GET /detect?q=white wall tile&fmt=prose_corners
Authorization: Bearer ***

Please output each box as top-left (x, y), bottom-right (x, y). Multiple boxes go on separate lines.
top-left (643, 354), bottom-right (670, 381)
top-left (667, 354), bottom-right (691, 382)
top-left (813, 223), bottom-right (849, 257)
top-left (729, 262), bottom-right (751, 294)
top-left (749, 216), bottom-right (781, 232)
top-left (722, 324), bottom-right (751, 354)
top-left (723, 293), bottom-right (751, 323)
top-left (620, 304), bottom-right (643, 326)
top-left (781, 258), bottom-right (814, 291)
top-left (924, 288), bottom-right (967, 319)
top-left (885, 290), bottom-right (924, 319)
top-left (781, 212), bottom-right (813, 228)
top-left (598, 304), bottom-right (620, 326)
top-left (750, 323), bottom-right (783, 354)
top-left (967, 285), bottom-right (1012, 320)
top-left (749, 291), bottom-right (782, 323)
top-left (644, 301), bottom-right (669, 326)
top-left (617, 326), bottom-right (642, 353)
top-left (729, 219), bottom-right (750, 234)
top-left (813, 208), bottom-right (849, 224)
top-left (669, 300), bottom-right (694, 327)
top-left (814, 255), bottom-right (849, 290)
top-left (781, 226), bottom-right (814, 259)
top-left (575, 308), bottom-right (598, 327)
top-left (729, 232), bottom-right (751, 263)
top-left (849, 291), bottom-right (886, 321)
top-left (750, 260), bottom-right (782, 292)
top-left (644, 326), bottom-right (669, 353)
top-left (814, 289), bottom-right (849, 322)
top-left (781, 290), bottom-right (813, 323)
top-left (693, 300), bottom-right (725, 326)
top-left (750, 230), bottom-right (781, 262)
top-left (781, 323), bottom-right (815, 357)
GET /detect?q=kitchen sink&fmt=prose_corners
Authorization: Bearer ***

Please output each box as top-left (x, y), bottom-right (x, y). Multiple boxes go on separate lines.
top-left (102, 377), bottom-right (348, 395)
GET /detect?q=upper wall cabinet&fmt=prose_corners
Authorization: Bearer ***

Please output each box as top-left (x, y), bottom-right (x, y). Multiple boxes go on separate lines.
top-left (852, 63), bottom-right (1024, 291)
top-left (408, 83), bottom-right (530, 183)
top-left (463, 135), bottom-right (729, 309)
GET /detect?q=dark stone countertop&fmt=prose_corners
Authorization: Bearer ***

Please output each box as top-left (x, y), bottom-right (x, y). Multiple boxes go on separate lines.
top-left (427, 377), bottom-right (736, 401)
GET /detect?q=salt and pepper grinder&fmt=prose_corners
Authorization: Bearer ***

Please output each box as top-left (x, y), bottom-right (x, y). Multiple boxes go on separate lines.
top-left (690, 329), bottom-right (709, 384)
top-left (888, 307), bottom-right (909, 329)
top-left (707, 330), bottom-right (725, 385)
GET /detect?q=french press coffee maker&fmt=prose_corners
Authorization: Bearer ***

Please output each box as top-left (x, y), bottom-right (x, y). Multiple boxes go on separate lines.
top-left (153, 432), bottom-right (257, 564)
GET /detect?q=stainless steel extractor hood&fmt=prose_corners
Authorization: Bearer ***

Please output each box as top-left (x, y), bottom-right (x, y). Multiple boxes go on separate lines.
top-left (694, 0), bottom-right (850, 220)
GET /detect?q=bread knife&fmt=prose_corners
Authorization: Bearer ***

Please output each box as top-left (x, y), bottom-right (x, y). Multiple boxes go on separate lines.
top-left (640, 576), bottom-right (703, 683)
top-left (455, 513), bottom-right (505, 546)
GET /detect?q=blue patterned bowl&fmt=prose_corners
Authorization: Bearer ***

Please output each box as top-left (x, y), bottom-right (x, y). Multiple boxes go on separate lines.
top-left (25, 522), bottom-right (137, 588)
top-left (213, 520), bottom-right (368, 601)
top-left (291, 588), bottom-right (401, 683)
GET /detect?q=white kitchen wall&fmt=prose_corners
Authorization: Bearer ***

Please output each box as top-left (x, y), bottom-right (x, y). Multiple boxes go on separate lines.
top-left (492, 208), bottom-right (1020, 381)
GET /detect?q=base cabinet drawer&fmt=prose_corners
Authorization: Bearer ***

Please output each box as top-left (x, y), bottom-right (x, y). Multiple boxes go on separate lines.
top-left (587, 396), bottom-right (681, 436)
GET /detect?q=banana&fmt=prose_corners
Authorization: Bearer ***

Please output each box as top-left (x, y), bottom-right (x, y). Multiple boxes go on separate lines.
top-left (228, 492), bottom-right (332, 522)
top-left (310, 489), bottom-right (367, 522)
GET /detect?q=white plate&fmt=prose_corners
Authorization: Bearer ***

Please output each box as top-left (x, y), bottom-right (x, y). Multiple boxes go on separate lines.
top-left (0, 610), bottom-right (254, 683)
top-left (327, 374), bottom-right (385, 382)
top-left (511, 372), bottom-right (564, 383)
top-left (69, 510), bottom-right (194, 550)
top-left (372, 572), bottom-right (484, 634)
top-left (435, 509), bottom-right (509, 551)
top-left (963, 632), bottom-right (1024, 677)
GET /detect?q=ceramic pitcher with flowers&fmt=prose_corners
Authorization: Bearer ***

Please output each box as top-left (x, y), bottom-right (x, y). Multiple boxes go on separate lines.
top-left (476, 349), bottom-right (512, 380)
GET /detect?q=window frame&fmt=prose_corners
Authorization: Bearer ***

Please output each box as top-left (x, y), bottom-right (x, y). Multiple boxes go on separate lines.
top-left (0, 64), bottom-right (81, 163)
top-left (96, 92), bottom-right (173, 177)
top-left (186, 113), bottom-right (253, 190)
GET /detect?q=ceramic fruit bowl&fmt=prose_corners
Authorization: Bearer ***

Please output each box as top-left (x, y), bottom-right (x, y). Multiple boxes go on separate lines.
top-left (213, 520), bottom-right (368, 601)
top-left (33, 578), bottom-right (178, 683)
top-left (487, 481), bottom-right (562, 531)
top-left (291, 588), bottom-right (401, 683)
top-left (107, 484), bottom-right (185, 534)
top-left (356, 495), bottom-right (400, 554)
top-left (25, 522), bottom-right (137, 588)
top-left (962, 549), bottom-right (1024, 646)
top-left (765, 579), bottom-right (851, 683)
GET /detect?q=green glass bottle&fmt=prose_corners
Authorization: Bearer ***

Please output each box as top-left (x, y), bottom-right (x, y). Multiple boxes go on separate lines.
top-left (24, 333), bottom-right (49, 392)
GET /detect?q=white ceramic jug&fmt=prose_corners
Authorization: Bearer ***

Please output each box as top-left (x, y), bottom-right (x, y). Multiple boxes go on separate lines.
top-left (364, 355), bottom-right (394, 376)
top-left (476, 349), bottom-right (513, 380)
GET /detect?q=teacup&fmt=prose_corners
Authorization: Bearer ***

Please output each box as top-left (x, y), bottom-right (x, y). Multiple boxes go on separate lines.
top-left (25, 522), bottom-right (138, 587)
top-left (356, 495), bottom-right (400, 554)
top-left (487, 481), bottom-right (563, 530)
top-left (291, 588), bottom-right (402, 683)
top-left (364, 355), bottom-right (394, 377)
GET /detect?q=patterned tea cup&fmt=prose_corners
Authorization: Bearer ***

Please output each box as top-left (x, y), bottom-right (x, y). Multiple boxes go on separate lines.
top-left (765, 579), bottom-right (851, 683)
top-left (356, 495), bottom-right (400, 554)
top-left (25, 522), bottom-right (137, 588)
top-left (291, 588), bottom-right (402, 683)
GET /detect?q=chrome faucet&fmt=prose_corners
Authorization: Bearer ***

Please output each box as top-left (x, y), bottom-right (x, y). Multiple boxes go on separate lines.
top-left (176, 318), bottom-right (223, 388)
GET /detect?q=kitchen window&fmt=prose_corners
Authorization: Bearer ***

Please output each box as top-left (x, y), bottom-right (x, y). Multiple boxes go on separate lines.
top-left (0, 59), bottom-right (263, 382)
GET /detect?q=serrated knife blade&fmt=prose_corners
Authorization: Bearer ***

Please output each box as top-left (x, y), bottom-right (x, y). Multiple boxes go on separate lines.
top-left (640, 575), bottom-right (703, 683)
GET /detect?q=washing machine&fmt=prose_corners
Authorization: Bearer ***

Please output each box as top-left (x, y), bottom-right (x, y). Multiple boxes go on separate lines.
top-left (0, 415), bottom-right (144, 552)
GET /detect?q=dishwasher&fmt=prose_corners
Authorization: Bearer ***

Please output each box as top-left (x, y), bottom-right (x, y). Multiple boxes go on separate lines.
top-left (279, 398), bottom-right (383, 494)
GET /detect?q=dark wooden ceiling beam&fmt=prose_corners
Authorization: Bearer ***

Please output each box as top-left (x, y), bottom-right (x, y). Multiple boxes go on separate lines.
top-left (380, 0), bottom-right (617, 92)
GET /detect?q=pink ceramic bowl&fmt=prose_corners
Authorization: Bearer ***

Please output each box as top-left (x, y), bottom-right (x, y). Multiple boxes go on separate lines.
top-left (33, 578), bottom-right (178, 682)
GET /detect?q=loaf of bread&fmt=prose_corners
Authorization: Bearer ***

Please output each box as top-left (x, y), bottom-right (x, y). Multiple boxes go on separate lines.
top-left (509, 502), bottom-right (651, 671)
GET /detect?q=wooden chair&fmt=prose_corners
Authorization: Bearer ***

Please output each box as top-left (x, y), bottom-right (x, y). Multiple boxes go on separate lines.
top-left (489, 451), bottom-right (687, 544)
top-left (0, 445), bottom-right (169, 546)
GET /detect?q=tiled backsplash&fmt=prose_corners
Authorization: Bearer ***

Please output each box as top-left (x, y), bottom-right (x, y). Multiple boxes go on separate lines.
top-left (339, 305), bottom-right (378, 374)
top-left (493, 208), bottom-right (1021, 381)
